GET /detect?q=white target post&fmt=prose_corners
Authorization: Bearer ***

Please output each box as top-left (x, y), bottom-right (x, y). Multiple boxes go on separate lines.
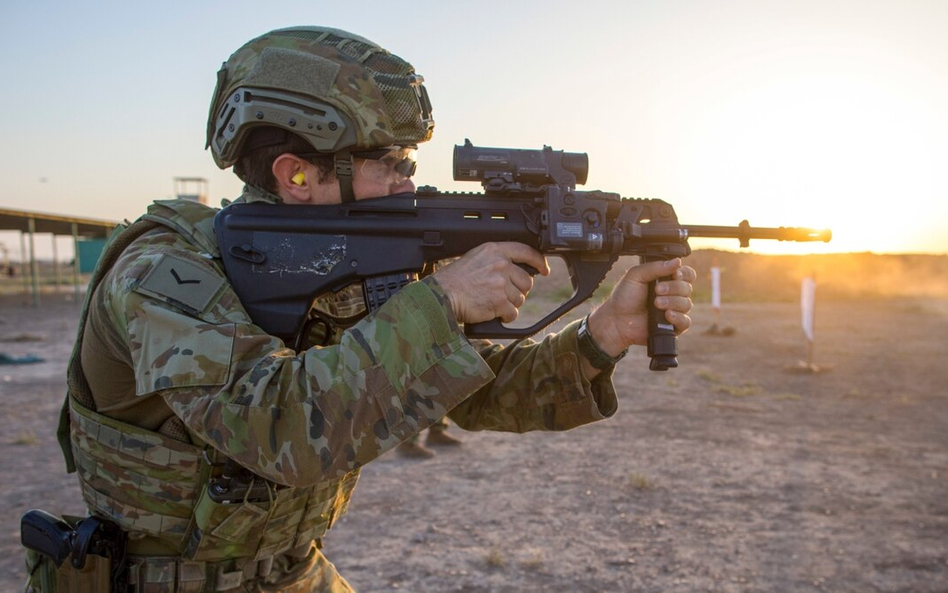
top-left (786, 273), bottom-right (832, 373)
top-left (711, 263), bottom-right (722, 325)
top-left (801, 275), bottom-right (817, 368)
top-left (705, 257), bottom-right (733, 336)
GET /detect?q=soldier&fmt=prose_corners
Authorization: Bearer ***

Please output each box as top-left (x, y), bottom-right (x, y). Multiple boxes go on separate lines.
top-left (397, 418), bottom-right (462, 458)
top-left (30, 26), bottom-right (695, 591)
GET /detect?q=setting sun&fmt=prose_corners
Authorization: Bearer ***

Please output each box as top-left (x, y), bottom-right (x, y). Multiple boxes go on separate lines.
top-left (618, 44), bottom-right (948, 256)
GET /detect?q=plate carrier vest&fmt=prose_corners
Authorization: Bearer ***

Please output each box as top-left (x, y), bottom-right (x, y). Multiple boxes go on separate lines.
top-left (54, 199), bottom-right (359, 591)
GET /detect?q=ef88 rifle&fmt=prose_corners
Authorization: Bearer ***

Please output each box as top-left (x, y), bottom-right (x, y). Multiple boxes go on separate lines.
top-left (215, 139), bottom-right (831, 370)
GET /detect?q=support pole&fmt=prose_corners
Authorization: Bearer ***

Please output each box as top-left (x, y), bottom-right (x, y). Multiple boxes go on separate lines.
top-left (72, 223), bottom-right (81, 301)
top-left (53, 234), bottom-right (61, 294)
top-left (28, 218), bottom-right (39, 306)
top-left (19, 231), bottom-right (29, 303)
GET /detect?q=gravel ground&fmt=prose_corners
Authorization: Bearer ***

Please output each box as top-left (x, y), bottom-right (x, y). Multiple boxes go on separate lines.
top-left (1, 279), bottom-right (946, 592)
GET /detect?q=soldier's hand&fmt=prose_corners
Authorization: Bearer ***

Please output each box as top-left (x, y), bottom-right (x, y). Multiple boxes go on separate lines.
top-left (587, 258), bottom-right (696, 357)
top-left (433, 242), bottom-right (550, 324)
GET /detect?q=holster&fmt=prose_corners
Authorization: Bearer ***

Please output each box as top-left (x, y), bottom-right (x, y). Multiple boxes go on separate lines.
top-left (22, 510), bottom-right (127, 593)
top-left (26, 549), bottom-right (114, 593)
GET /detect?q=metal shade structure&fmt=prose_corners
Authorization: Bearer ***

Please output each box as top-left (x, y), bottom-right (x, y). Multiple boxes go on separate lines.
top-left (0, 207), bottom-right (119, 305)
top-left (0, 208), bottom-right (117, 238)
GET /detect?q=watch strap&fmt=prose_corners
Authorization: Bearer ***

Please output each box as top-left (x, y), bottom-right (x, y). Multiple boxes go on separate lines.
top-left (577, 315), bottom-right (628, 370)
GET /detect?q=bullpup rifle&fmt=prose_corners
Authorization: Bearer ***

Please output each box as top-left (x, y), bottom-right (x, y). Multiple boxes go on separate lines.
top-left (215, 140), bottom-right (831, 371)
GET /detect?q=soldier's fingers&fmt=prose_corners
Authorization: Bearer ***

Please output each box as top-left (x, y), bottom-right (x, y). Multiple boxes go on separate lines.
top-left (506, 283), bottom-right (526, 308)
top-left (665, 310), bottom-right (692, 334)
top-left (657, 279), bottom-right (693, 298)
top-left (675, 265), bottom-right (697, 283)
top-left (499, 242), bottom-right (550, 276)
top-left (509, 265), bottom-right (535, 295)
top-left (654, 295), bottom-right (694, 313)
top-left (498, 300), bottom-right (520, 323)
top-left (624, 258), bottom-right (682, 284)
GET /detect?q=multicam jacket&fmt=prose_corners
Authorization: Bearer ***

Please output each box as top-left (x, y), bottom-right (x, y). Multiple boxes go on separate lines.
top-left (59, 186), bottom-right (618, 587)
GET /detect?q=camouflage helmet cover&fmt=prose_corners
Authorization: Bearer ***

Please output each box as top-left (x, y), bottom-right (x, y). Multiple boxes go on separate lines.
top-left (206, 26), bottom-right (434, 169)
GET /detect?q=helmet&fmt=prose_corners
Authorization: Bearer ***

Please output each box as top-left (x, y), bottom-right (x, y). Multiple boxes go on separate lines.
top-left (206, 26), bottom-right (434, 170)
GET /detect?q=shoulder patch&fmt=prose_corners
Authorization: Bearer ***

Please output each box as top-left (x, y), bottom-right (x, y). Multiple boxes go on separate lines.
top-left (136, 254), bottom-right (225, 314)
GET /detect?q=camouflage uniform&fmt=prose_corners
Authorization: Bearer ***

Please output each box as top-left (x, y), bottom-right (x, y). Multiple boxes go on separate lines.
top-left (42, 183), bottom-right (619, 591)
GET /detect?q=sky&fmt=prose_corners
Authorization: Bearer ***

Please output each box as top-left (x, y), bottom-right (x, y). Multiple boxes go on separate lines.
top-left (1, 0), bottom-right (946, 258)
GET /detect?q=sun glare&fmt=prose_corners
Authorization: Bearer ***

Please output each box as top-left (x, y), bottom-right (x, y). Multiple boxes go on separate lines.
top-left (645, 47), bottom-right (948, 255)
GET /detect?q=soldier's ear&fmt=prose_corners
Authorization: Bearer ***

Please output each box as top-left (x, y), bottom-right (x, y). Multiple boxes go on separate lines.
top-left (272, 154), bottom-right (314, 204)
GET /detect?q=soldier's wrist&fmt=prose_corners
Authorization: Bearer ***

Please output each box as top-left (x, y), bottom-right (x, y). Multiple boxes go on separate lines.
top-left (577, 314), bottom-right (628, 370)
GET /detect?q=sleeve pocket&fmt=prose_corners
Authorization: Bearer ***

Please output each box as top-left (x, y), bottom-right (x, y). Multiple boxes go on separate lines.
top-left (129, 301), bottom-right (236, 396)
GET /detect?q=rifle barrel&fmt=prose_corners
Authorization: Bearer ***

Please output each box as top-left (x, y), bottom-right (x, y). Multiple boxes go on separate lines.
top-left (683, 222), bottom-right (831, 246)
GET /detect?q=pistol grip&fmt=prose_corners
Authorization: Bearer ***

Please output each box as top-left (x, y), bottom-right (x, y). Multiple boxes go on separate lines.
top-left (20, 509), bottom-right (74, 568)
top-left (647, 275), bottom-right (678, 371)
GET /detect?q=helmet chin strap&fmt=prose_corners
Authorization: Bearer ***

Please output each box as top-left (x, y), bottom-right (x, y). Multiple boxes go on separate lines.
top-left (334, 151), bottom-right (355, 203)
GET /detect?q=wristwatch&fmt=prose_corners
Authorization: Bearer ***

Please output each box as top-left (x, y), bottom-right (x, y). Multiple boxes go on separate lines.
top-left (576, 315), bottom-right (628, 370)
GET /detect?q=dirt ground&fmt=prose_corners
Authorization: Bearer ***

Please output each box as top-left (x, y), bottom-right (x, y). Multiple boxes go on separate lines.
top-left (1, 271), bottom-right (947, 592)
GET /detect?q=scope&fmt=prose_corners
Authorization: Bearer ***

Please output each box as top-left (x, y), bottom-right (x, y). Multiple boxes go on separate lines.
top-left (453, 139), bottom-right (588, 188)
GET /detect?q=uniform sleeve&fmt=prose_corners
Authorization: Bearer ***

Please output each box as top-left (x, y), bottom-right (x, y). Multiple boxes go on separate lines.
top-left (446, 320), bottom-right (619, 432)
top-left (108, 241), bottom-right (494, 488)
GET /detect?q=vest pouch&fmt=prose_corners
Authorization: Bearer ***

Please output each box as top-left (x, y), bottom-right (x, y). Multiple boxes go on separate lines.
top-left (185, 477), bottom-right (354, 565)
top-left (183, 485), bottom-right (269, 562)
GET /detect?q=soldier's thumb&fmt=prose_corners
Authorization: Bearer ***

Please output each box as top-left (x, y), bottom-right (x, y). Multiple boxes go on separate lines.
top-left (626, 258), bottom-right (681, 284)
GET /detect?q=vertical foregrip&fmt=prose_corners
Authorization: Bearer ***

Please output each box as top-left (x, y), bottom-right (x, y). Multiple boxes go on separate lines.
top-left (646, 276), bottom-right (678, 371)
